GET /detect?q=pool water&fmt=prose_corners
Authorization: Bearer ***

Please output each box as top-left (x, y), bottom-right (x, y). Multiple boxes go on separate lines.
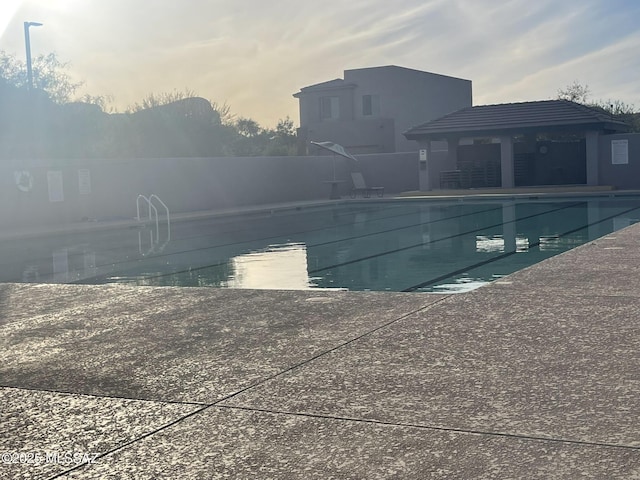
top-left (2, 197), bottom-right (639, 293)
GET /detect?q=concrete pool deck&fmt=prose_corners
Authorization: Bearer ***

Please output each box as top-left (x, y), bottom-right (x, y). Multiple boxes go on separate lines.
top-left (2, 214), bottom-right (640, 478)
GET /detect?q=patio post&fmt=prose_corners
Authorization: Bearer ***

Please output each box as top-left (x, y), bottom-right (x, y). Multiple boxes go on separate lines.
top-left (585, 130), bottom-right (599, 186)
top-left (500, 135), bottom-right (514, 188)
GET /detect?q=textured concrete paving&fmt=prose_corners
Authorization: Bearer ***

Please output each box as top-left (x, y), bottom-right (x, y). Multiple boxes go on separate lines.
top-left (0, 287), bottom-right (434, 404)
top-left (1, 224), bottom-right (640, 479)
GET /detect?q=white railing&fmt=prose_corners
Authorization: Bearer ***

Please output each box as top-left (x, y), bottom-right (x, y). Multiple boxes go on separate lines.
top-left (149, 194), bottom-right (170, 242)
top-left (136, 194), bottom-right (171, 254)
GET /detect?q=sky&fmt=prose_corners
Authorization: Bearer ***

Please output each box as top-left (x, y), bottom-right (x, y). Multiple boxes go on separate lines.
top-left (2, 0), bottom-right (640, 127)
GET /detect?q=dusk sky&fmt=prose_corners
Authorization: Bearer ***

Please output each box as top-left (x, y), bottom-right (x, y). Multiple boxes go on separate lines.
top-left (2, 0), bottom-right (639, 127)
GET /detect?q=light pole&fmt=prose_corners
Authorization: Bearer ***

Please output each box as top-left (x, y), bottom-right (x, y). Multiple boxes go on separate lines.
top-left (24, 21), bottom-right (43, 91)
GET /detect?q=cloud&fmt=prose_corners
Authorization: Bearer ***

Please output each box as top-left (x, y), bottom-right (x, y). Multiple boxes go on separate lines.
top-left (3, 0), bottom-right (640, 125)
top-left (0, 0), bottom-right (22, 38)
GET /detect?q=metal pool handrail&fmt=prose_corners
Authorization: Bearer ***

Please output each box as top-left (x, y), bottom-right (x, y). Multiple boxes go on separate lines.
top-left (149, 194), bottom-right (171, 242)
top-left (136, 194), bottom-right (171, 253)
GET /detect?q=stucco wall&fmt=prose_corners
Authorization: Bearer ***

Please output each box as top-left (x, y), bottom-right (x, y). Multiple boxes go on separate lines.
top-left (298, 86), bottom-right (356, 125)
top-left (344, 67), bottom-right (472, 153)
top-left (305, 118), bottom-right (396, 154)
top-left (598, 133), bottom-right (640, 189)
top-left (296, 67), bottom-right (472, 154)
top-left (2, 153), bottom-right (418, 230)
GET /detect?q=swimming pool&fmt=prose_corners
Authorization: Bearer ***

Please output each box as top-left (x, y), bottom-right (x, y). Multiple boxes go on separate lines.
top-left (2, 196), bottom-right (639, 293)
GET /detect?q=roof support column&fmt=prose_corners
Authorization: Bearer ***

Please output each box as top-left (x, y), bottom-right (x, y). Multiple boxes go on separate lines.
top-left (585, 130), bottom-right (600, 186)
top-left (418, 141), bottom-right (431, 191)
top-left (444, 137), bottom-right (460, 189)
top-left (500, 135), bottom-right (514, 188)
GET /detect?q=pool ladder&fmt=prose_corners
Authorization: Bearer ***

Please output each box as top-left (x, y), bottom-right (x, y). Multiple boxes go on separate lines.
top-left (136, 194), bottom-right (171, 254)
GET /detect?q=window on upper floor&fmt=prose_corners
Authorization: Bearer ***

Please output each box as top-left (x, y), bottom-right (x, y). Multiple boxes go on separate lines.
top-left (320, 96), bottom-right (339, 120)
top-left (362, 94), bottom-right (380, 116)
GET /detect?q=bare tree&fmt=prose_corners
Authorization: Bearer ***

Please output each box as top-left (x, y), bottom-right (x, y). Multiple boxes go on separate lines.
top-left (557, 81), bottom-right (591, 103)
top-left (126, 88), bottom-right (199, 112)
top-left (210, 100), bottom-right (235, 125)
top-left (557, 81), bottom-right (638, 132)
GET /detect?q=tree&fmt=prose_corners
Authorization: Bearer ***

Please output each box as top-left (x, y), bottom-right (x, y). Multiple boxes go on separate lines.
top-left (125, 88), bottom-right (198, 113)
top-left (124, 93), bottom-right (232, 157)
top-left (231, 116), bottom-right (299, 156)
top-left (557, 81), bottom-right (590, 104)
top-left (211, 101), bottom-right (234, 125)
top-left (557, 81), bottom-right (639, 132)
top-left (264, 116), bottom-right (298, 156)
top-left (235, 117), bottom-right (261, 138)
top-left (0, 50), bottom-right (82, 103)
top-left (275, 116), bottom-right (296, 139)
top-left (0, 50), bottom-right (301, 158)
top-left (594, 99), bottom-right (640, 132)
top-left (228, 117), bottom-right (264, 155)
top-left (78, 93), bottom-right (115, 113)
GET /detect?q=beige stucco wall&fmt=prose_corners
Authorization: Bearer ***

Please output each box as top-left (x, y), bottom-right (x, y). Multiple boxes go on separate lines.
top-left (2, 153), bottom-right (418, 230)
top-left (296, 67), bottom-right (472, 154)
top-left (598, 133), bottom-right (640, 189)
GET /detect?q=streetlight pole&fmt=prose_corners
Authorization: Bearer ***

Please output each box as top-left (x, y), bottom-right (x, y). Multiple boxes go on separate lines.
top-left (24, 21), bottom-right (43, 91)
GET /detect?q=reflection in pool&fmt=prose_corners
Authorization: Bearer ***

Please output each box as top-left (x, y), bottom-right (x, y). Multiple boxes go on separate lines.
top-left (224, 243), bottom-right (322, 290)
top-left (2, 197), bottom-right (639, 293)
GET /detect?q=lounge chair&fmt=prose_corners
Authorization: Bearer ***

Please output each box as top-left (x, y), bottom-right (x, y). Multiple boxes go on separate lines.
top-left (350, 172), bottom-right (384, 198)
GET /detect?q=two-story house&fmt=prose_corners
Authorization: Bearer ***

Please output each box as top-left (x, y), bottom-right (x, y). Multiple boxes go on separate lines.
top-left (294, 65), bottom-right (472, 154)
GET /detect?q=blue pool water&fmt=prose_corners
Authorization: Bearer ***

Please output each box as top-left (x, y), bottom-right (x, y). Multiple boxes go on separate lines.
top-left (2, 196), bottom-right (640, 293)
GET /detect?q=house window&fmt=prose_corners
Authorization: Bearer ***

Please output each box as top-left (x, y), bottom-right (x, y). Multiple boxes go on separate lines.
top-left (320, 96), bottom-right (339, 120)
top-left (362, 94), bottom-right (380, 116)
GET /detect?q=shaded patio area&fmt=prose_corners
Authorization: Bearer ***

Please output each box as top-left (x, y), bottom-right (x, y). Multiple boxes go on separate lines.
top-left (404, 100), bottom-right (630, 192)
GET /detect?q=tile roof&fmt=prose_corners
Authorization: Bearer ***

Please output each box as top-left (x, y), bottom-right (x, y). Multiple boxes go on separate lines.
top-left (293, 79), bottom-right (356, 97)
top-left (404, 100), bottom-right (629, 139)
